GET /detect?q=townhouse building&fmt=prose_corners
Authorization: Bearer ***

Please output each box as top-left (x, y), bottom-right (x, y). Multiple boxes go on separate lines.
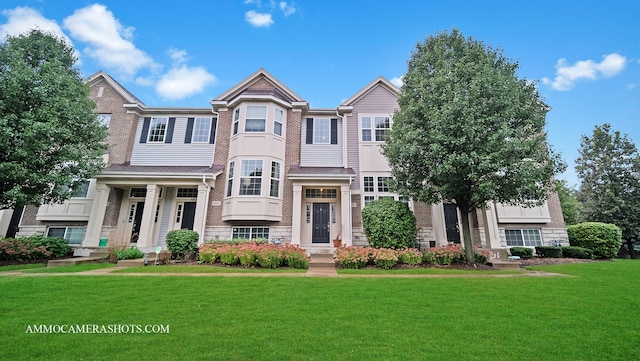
top-left (10, 69), bottom-right (568, 255)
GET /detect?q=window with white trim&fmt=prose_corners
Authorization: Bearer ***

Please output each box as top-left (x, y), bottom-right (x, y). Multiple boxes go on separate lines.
top-left (362, 175), bottom-right (405, 207)
top-left (313, 118), bottom-right (331, 144)
top-left (245, 106), bottom-right (266, 132)
top-left (176, 188), bottom-right (198, 198)
top-left (192, 118), bottom-right (212, 143)
top-left (505, 229), bottom-right (543, 247)
top-left (148, 117), bottom-right (168, 142)
top-left (226, 161), bottom-right (234, 197)
top-left (239, 160), bottom-right (263, 195)
top-left (232, 227), bottom-right (270, 240)
top-left (47, 226), bottom-right (85, 245)
top-left (270, 161), bottom-right (280, 197)
top-left (233, 108), bottom-right (240, 135)
top-left (361, 115), bottom-right (391, 142)
top-left (274, 108), bottom-right (283, 136)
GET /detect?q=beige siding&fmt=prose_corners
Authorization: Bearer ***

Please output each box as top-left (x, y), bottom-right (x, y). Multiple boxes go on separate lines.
top-left (300, 119), bottom-right (343, 167)
top-left (130, 117), bottom-right (215, 166)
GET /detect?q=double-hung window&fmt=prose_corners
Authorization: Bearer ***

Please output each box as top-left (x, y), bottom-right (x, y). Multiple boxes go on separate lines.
top-left (245, 106), bottom-right (266, 132)
top-left (305, 118), bottom-right (338, 144)
top-left (148, 117), bottom-right (168, 142)
top-left (233, 108), bottom-right (240, 135)
top-left (270, 161), bottom-right (281, 197)
top-left (191, 117), bottom-right (212, 143)
top-left (313, 118), bottom-right (331, 144)
top-left (226, 162), bottom-right (235, 197)
top-left (274, 108), bottom-right (283, 136)
top-left (362, 175), bottom-right (405, 207)
top-left (239, 160), bottom-right (263, 195)
top-left (361, 115), bottom-right (391, 142)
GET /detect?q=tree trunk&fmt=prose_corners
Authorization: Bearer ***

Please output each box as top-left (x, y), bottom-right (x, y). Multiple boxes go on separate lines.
top-left (460, 209), bottom-right (475, 264)
top-left (626, 239), bottom-right (637, 259)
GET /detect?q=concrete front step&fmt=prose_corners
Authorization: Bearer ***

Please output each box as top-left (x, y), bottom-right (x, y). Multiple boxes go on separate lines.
top-left (490, 261), bottom-right (522, 270)
top-left (47, 256), bottom-right (107, 268)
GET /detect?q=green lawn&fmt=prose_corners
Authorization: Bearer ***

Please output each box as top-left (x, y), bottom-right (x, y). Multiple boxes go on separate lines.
top-left (20, 263), bottom-right (115, 273)
top-left (337, 267), bottom-right (524, 275)
top-left (1, 260), bottom-right (639, 360)
top-left (0, 263), bottom-right (46, 271)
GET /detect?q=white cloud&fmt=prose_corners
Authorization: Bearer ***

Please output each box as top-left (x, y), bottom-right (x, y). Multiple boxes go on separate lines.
top-left (542, 53), bottom-right (627, 91)
top-left (279, 2), bottom-right (296, 16)
top-left (156, 66), bottom-right (217, 100)
top-left (0, 7), bottom-right (79, 60)
top-left (62, 4), bottom-right (157, 77)
top-left (168, 48), bottom-right (188, 64)
top-left (390, 76), bottom-right (403, 88)
top-left (245, 10), bottom-right (273, 27)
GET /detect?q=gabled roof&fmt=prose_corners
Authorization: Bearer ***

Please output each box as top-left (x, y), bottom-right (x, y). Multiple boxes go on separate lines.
top-left (85, 70), bottom-right (145, 105)
top-left (341, 76), bottom-right (400, 106)
top-left (212, 68), bottom-right (305, 104)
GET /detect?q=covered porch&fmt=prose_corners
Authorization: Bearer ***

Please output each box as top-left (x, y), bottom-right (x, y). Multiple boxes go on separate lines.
top-left (82, 165), bottom-right (222, 253)
top-left (288, 166), bottom-right (355, 254)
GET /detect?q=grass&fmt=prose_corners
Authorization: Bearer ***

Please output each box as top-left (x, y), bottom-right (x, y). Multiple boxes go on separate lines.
top-left (113, 265), bottom-right (307, 274)
top-left (0, 263), bottom-right (46, 271)
top-left (20, 263), bottom-right (115, 273)
top-left (1, 260), bottom-right (639, 360)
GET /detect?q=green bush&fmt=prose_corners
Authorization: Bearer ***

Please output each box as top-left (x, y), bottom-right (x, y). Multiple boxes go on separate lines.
top-left (561, 246), bottom-right (593, 259)
top-left (361, 198), bottom-right (417, 249)
top-left (567, 222), bottom-right (622, 259)
top-left (166, 229), bottom-right (199, 260)
top-left (535, 246), bottom-right (563, 258)
top-left (110, 247), bottom-right (144, 260)
top-left (509, 247), bottom-right (533, 259)
top-left (30, 236), bottom-right (71, 258)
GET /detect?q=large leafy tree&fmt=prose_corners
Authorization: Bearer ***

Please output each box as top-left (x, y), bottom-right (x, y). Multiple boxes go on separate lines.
top-left (0, 29), bottom-right (107, 209)
top-left (382, 29), bottom-right (565, 263)
top-left (555, 179), bottom-right (583, 225)
top-left (576, 123), bottom-right (640, 258)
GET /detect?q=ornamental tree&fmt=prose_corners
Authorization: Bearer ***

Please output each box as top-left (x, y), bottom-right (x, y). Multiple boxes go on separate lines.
top-left (382, 29), bottom-right (565, 264)
top-left (575, 124), bottom-right (640, 258)
top-left (0, 30), bottom-right (107, 209)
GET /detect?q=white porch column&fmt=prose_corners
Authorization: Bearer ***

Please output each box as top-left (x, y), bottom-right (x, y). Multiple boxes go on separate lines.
top-left (431, 202), bottom-right (446, 245)
top-left (340, 185), bottom-right (352, 246)
top-left (82, 183), bottom-right (110, 247)
top-left (136, 184), bottom-right (159, 249)
top-left (193, 183), bottom-right (209, 245)
top-left (483, 203), bottom-right (502, 248)
top-left (291, 184), bottom-right (302, 245)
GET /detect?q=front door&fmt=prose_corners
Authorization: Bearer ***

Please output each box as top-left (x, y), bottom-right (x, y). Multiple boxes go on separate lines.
top-left (130, 201), bottom-right (145, 243)
top-left (181, 202), bottom-right (196, 230)
top-left (312, 203), bottom-right (330, 243)
top-left (444, 204), bottom-right (461, 244)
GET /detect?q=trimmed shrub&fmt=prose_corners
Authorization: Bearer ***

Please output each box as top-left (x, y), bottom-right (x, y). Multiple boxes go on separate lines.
top-left (423, 245), bottom-right (464, 265)
top-left (335, 246), bottom-right (370, 269)
top-left (371, 248), bottom-right (399, 269)
top-left (166, 229), bottom-right (199, 260)
top-left (279, 244), bottom-right (309, 269)
top-left (110, 247), bottom-right (144, 260)
top-left (473, 248), bottom-right (493, 264)
top-left (198, 244), bottom-right (219, 263)
top-left (254, 247), bottom-right (280, 269)
top-left (535, 246), bottom-right (563, 258)
top-left (561, 246), bottom-right (593, 259)
top-left (398, 248), bottom-right (423, 266)
top-left (361, 198), bottom-right (417, 249)
top-left (0, 237), bottom-right (52, 261)
top-left (567, 222), bottom-right (622, 259)
top-left (509, 247), bottom-right (533, 259)
top-left (30, 235), bottom-right (71, 258)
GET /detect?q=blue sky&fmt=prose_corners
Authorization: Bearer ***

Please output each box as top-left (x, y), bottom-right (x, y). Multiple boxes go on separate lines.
top-left (1, 1), bottom-right (639, 187)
